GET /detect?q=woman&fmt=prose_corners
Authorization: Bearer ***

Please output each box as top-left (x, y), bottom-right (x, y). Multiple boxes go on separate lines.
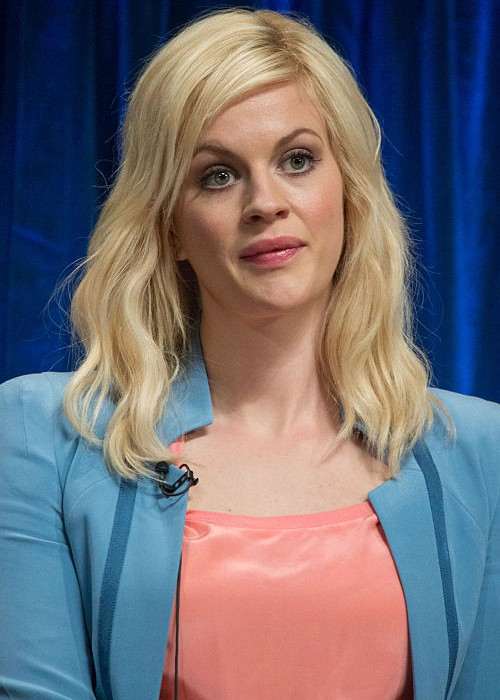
top-left (0, 7), bottom-right (498, 700)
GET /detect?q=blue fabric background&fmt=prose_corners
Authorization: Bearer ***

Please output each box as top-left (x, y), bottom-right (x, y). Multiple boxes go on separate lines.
top-left (2, 1), bottom-right (499, 401)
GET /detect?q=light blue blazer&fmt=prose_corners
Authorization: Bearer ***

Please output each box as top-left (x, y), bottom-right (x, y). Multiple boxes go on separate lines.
top-left (0, 340), bottom-right (499, 699)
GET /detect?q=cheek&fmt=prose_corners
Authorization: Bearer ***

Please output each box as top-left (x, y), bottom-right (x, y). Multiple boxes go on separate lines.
top-left (312, 190), bottom-right (342, 222)
top-left (178, 209), bottom-right (227, 262)
top-left (306, 179), bottom-right (344, 241)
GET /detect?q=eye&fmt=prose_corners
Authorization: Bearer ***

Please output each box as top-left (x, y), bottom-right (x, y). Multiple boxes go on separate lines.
top-left (199, 148), bottom-right (320, 191)
top-left (282, 149), bottom-right (318, 174)
top-left (200, 168), bottom-right (235, 190)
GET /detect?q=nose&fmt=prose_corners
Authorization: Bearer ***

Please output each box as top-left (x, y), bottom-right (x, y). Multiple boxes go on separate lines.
top-left (241, 170), bottom-right (290, 225)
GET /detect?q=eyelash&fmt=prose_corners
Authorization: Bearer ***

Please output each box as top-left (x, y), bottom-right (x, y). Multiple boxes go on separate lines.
top-left (199, 149), bottom-right (320, 191)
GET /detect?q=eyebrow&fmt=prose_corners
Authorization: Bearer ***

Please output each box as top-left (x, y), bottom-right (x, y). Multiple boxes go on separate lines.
top-left (193, 127), bottom-right (323, 159)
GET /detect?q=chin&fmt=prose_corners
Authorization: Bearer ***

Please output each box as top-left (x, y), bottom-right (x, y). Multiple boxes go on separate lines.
top-left (237, 293), bottom-right (321, 319)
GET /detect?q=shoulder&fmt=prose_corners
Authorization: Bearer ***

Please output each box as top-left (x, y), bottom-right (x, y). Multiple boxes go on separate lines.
top-left (0, 370), bottom-right (116, 439)
top-left (426, 386), bottom-right (500, 517)
top-left (0, 370), bottom-right (75, 436)
top-left (0, 372), bottom-right (81, 484)
top-left (0, 370), bottom-right (73, 408)
top-left (430, 385), bottom-right (500, 423)
top-left (429, 386), bottom-right (500, 447)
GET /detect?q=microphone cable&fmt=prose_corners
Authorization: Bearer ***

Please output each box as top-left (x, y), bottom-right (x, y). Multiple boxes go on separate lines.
top-left (154, 461), bottom-right (199, 700)
top-left (174, 551), bottom-right (182, 700)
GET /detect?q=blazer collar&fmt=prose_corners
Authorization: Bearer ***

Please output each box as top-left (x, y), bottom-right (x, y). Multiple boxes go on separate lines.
top-left (158, 325), bottom-right (214, 445)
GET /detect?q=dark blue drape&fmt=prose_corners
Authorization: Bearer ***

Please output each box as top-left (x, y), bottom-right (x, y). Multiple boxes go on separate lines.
top-left (2, 1), bottom-right (499, 401)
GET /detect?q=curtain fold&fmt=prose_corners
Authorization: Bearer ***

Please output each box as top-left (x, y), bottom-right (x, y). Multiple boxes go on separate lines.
top-left (2, 1), bottom-right (499, 401)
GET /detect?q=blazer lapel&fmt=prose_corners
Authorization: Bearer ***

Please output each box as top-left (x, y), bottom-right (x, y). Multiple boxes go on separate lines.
top-left (104, 468), bottom-right (189, 700)
top-left (368, 447), bottom-right (452, 700)
top-left (97, 343), bottom-right (214, 700)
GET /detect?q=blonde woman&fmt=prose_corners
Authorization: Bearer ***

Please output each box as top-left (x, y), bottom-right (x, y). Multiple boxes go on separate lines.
top-left (0, 8), bottom-right (498, 700)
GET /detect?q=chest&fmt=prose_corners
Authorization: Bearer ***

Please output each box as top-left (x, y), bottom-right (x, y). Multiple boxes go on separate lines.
top-left (175, 427), bottom-right (389, 516)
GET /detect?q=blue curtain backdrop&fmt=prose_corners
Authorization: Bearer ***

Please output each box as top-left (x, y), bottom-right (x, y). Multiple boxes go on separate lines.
top-left (2, 1), bottom-right (499, 401)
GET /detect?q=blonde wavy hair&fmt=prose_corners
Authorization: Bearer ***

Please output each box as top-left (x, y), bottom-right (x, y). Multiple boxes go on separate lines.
top-left (64, 6), bottom-right (454, 481)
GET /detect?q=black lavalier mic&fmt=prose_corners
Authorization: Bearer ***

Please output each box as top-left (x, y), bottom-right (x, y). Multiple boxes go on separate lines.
top-left (155, 461), bottom-right (199, 496)
top-left (154, 460), bottom-right (199, 700)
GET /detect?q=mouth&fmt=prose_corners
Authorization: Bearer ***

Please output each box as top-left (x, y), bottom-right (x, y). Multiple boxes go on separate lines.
top-left (239, 235), bottom-right (306, 259)
top-left (240, 245), bottom-right (305, 267)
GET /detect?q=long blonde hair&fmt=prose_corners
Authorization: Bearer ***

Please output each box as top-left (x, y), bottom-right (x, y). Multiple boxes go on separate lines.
top-left (64, 7), bottom-right (454, 481)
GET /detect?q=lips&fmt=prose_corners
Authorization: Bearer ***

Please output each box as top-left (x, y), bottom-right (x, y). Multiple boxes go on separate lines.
top-left (239, 236), bottom-right (305, 258)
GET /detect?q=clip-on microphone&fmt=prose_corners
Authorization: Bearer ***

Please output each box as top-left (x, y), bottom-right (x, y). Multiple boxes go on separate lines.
top-left (154, 461), bottom-right (199, 497)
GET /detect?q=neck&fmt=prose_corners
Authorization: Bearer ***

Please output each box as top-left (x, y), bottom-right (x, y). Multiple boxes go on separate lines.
top-left (197, 300), bottom-right (339, 441)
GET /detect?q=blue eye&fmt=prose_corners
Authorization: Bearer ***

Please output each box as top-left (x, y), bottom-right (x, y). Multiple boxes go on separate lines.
top-left (199, 149), bottom-right (319, 191)
top-left (201, 168), bottom-right (234, 189)
top-left (283, 149), bottom-right (316, 173)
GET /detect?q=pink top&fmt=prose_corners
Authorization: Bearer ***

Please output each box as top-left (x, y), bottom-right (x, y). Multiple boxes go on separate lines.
top-left (159, 499), bottom-right (413, 699)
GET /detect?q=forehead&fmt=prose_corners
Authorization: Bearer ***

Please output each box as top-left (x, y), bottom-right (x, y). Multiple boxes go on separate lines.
top-left (198, 81), bottom-right (326, 146)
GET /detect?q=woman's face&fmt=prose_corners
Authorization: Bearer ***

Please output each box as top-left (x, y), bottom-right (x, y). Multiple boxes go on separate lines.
top-left (172, 80), bottom-right (344, 320)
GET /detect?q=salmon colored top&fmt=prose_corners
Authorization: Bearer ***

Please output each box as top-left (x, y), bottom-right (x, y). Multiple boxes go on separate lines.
top-left (159, 499), bottom-right (414, 699)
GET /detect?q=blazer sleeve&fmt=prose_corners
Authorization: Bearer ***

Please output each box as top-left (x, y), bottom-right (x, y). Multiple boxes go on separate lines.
top-left (451, 406), bottom-right (500, 698)
top-left (0, 374), bottom-right (97, 699)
